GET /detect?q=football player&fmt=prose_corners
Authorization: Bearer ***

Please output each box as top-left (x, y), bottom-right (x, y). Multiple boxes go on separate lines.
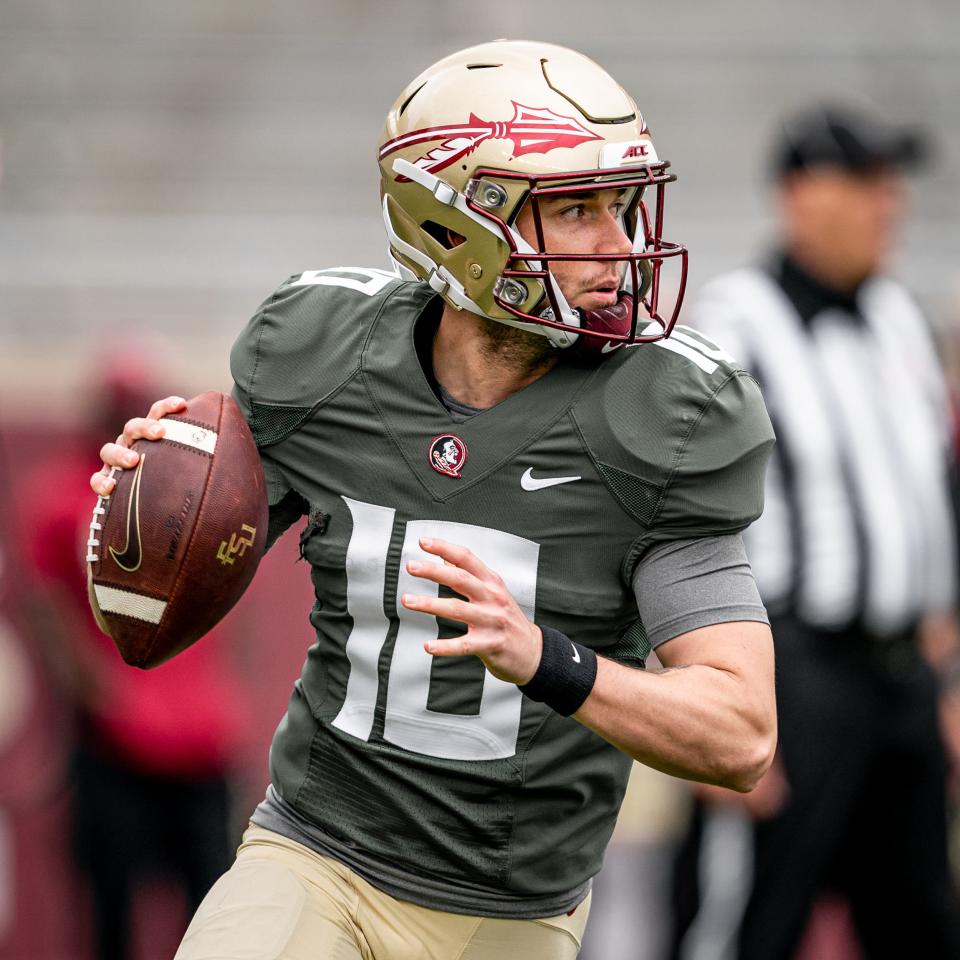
top-left (92, 41), bottom-right (777, 960)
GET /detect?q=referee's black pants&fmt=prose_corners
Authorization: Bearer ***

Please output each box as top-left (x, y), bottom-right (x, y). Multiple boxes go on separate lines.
top-left (671, 615), bottom-right (960, 960)
top-left (71, 742), bottom-right (233, 960)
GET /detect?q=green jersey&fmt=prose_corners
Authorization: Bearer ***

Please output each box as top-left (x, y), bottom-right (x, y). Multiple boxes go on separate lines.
top-left (232, 267), bottom-right (774, 917)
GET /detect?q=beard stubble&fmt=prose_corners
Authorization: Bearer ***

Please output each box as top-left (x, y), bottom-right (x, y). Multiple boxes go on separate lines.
top-left (474, 315), bottom-right (558, 379)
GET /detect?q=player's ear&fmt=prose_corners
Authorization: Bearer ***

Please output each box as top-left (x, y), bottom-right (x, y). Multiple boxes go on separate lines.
top-left (446, 229), bottom-right (466, 248)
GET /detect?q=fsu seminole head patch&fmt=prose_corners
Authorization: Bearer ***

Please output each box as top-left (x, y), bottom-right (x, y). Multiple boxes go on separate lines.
top-left (429, 434), bottom-right (467, 479)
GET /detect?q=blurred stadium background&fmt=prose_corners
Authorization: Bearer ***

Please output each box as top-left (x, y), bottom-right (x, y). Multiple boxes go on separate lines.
top-left (0, 1), bottom-right (958, 957)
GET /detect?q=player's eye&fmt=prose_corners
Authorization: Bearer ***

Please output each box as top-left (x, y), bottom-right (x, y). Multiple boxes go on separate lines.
top-left (558, 203), bottom-right (587, 220)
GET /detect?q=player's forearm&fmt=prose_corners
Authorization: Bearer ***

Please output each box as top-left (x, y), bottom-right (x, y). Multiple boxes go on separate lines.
top-left (401, 543), bottom-right (776, 791)
top-left (574, 642), bottom-right (776, 792)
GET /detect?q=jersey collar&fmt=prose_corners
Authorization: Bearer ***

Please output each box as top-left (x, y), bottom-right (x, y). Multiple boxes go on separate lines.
top-left (361, 282), bottom-right (596, 502)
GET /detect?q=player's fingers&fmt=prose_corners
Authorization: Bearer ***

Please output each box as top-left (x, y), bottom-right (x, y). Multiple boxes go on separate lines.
top-left (424, 636), bottom-right (479, 658)
top-left (400, 593), bottom-right (480, 626)
top-left (146, 395), bottom-right (186, 421)
top-left (99, 440), bottom-right (140, 469)
top-left (122, 416), bottom-right (166, 447)
top-left (418, 538), bottom-right (492, 582)
top-left (406, 559), bottom-right (488, 600)
top-left (91, 398), bottom-right (183, 498)
top-left (90, 467), bottom-right (118, 497)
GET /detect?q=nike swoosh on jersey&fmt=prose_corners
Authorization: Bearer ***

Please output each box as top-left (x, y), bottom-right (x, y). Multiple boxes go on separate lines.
top-left (601, 339), bottom-right (647, 354)
top-left (520, 467), bottom-right (581, 491)
top-left (109, 454), bottom-right (145, 573)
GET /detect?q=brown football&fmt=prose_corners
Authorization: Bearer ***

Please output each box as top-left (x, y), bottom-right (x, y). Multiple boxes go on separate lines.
top-left (86, 391), bottom-right (268, 668)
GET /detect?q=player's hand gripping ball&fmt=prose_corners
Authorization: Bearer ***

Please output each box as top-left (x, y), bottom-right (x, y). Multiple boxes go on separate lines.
top-left (86, 391), bottom-right (268, 668)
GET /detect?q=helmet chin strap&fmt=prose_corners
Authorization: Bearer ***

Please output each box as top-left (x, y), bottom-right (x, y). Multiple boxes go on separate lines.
top-left (387, 159), bottom-right (581, 349)
top-left (506, 228), bottom-right (582, 348)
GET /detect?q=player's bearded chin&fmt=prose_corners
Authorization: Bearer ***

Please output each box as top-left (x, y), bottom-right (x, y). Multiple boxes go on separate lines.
top-left (476, 315), bottom-right (557, 372)
top-left (477, 262), bottom-right (637, 369)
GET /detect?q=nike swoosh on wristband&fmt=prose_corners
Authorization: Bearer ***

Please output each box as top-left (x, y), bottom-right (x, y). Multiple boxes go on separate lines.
top-left (520, 467), bottom-right (581, 491)
top-left (571, 643), bottom-right (581, 663)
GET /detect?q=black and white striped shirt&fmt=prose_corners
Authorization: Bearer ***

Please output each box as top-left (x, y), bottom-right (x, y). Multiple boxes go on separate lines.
top-left (691, 255), bottom-right (957, 635)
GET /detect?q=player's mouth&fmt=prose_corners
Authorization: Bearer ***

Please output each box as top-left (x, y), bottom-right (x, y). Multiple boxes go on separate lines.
top-left (578, 281), bottom-right (622, 309)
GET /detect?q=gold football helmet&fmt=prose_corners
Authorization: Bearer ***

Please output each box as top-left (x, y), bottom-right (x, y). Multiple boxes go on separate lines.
top-left (378, 40), bottom-right (687, 351)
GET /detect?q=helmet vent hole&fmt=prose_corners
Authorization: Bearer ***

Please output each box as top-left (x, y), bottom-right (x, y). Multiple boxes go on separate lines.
top-left (421, 220), bottom-right (464, 250)
top-left (398, 82), bottom-right (426, 118)
top-left (466, 63), bottom-right (501, 69)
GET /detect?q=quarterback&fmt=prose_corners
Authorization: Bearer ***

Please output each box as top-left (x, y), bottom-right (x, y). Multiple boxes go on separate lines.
top-left (93, 41), bottom-right (776, 960)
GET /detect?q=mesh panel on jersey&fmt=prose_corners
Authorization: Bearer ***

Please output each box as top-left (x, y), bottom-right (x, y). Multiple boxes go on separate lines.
top-left (613, 619), bottom-right (652, 667)
top-left (250, 401), bottom-right (316, 447)
top-left (596, 461), bottom-right (664, 526)
top-left (298, 729), bottom-right (515, 882)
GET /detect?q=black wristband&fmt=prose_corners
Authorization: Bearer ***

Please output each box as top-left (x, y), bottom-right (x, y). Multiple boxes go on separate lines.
top-left (518, 625), bottom-right (598, 716)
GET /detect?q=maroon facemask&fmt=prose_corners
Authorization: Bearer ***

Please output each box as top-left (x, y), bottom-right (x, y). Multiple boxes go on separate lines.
top-left (465, 162), bottom-right (689, 353)
top-left (563, 292), bottom-right (639, 363)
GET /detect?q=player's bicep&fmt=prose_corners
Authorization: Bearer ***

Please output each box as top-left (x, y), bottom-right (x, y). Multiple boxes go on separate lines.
top-left (632, 534), bottom-right (768, 649)
top-left (631, 533), bottom-right (775, 737)
top-left (632, 535), bottom-right (774, 716)
top-left (655, 619), bottom-right (773, 681)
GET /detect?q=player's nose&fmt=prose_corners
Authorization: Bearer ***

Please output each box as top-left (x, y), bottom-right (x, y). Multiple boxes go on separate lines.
top-left (598, 212), bottom-right (633, 256)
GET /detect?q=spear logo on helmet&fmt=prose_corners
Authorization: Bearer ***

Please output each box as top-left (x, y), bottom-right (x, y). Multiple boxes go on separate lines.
top-left (380, 102), bottom-right (603, 179)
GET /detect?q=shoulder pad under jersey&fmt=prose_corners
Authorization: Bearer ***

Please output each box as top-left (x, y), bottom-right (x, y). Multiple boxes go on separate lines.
top-left (230, 268), bottom-right (423, 446)
top-left (573, 325), bottom-right (774, 540)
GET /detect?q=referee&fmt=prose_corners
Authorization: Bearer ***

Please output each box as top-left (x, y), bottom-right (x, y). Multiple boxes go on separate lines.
top-left (670, 104), bottom-right (960, 960)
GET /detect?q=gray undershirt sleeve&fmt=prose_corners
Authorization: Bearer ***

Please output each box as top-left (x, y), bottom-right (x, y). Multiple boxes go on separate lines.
top-left (632, 534), bottom-right (769, 649)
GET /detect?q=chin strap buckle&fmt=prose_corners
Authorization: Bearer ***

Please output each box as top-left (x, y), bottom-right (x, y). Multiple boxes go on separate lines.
top-left (427, 268), bottom-right (451, 297)
top-left (431, 180), bottom-right (457, 206)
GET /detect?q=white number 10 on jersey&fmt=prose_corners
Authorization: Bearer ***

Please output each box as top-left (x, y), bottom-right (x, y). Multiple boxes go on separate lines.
top-left (330, 497), bottom-right (539, 761)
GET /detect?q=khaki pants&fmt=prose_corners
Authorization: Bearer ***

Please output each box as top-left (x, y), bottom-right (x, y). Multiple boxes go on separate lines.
top-left (175, 824), bottom-right (590, 960)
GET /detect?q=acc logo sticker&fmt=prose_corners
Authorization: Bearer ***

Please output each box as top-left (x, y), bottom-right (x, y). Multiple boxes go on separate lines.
top-left (429, 435), bottom-right (468, 479)
top-left (599, 139), bottom-right (659, 169)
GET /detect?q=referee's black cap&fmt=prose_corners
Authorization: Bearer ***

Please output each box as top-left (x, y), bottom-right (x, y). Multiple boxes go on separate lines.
top-left (772, 103), bottom-right (929, 179)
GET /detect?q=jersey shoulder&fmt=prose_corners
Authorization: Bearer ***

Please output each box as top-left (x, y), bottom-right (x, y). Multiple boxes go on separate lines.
top-left (230, 268), bottom-right (429, 446)
top-left (573, 327), bottom-right (774, 538)
top-left (574, 322), bottom-right (758, 476)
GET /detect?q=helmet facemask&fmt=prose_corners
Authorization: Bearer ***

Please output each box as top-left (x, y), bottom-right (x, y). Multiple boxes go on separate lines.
top-left (474, 164), bottom-right (688, 356)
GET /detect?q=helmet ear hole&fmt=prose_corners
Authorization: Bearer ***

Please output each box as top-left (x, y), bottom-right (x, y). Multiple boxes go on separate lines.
top-left (421, 221), bottom-right (465, 250)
